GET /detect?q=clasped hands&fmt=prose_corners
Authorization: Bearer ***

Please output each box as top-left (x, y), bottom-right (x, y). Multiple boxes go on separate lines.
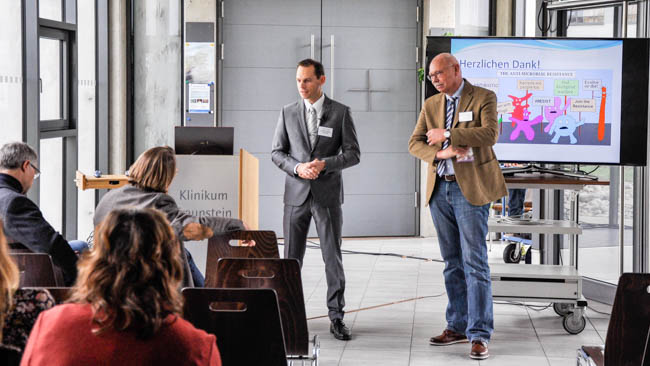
top-left (297, 158), bottom-right (326, 180)
top-left (426, 128), bottom-right (469, 160)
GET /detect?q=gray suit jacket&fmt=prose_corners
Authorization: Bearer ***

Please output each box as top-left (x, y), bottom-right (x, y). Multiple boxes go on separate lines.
top-left (272, 96), bottom-right (360, 208)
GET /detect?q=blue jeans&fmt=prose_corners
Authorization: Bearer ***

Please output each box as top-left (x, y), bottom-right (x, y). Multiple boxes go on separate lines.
top-left (185, 249), bottom-right (205, 287)
top-left (508, 189), bottom-right (526, 217)
top-left (429, 180), bottom-right (493, 343)
top-left (68, 240), bottom-right (89, 253)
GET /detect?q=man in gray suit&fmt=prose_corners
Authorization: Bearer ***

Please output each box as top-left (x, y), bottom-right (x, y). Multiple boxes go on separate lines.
top-left (272, 58), bottom-right (360, 341)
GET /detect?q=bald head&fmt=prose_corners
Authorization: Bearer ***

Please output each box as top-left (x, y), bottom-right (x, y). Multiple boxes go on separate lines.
top-left (432, 53), bottom-right (458, 67)
top-left (429, 53), bottom-right (462, 95)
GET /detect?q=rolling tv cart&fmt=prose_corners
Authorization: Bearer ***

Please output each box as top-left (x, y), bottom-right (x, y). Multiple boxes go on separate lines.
top-left (488, 174), bottom-right (609, 335)
top-left (489, 218), bottom-right (587, 334)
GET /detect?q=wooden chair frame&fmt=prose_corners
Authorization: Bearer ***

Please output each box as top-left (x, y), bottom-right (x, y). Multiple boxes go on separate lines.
top-left (10, 253), bottom-right (63, 287)
top-left (578, 273), bottom-right (650, 366)
top-left (204, 230), bottom-right (279, 286)
top-left (182, 287), bottom-right (288, 366)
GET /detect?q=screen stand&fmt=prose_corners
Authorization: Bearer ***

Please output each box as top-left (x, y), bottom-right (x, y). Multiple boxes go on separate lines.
top-left (502, 164), bottom-right (598, 180)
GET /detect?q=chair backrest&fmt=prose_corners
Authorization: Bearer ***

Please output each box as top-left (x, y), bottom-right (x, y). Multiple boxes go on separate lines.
top-left (605, 273), bottom-right (650, 366)
top-left (210, 258), bottom-right (309, 356)
top-left (10, 253), bottom-right (62, 287)
top-left (182, 288), bottom-right (287, 366)
top-left (204, 230), bottom-right (279, 286)
top-left (0, 344), bottom-right (21, 366)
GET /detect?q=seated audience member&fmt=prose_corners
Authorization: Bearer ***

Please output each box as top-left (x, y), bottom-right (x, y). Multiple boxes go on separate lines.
top-left (0, 220), bottom-right (54, 354)
top-left (93, 146), bottom-right (251, 287)
top-left (0, 142), bottom-right (84, 285)
top-left (21, 208), bottom-right (222, 366)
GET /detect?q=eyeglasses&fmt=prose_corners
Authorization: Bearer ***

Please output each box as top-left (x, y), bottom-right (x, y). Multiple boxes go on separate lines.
top-left (426, 65), bottom-right (454, 82)
top-left (29, 162), bottom-right (40, 179)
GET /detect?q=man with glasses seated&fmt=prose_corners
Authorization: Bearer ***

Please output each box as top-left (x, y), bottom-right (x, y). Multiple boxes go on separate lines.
top-left (0, 142), bottom-right (85, 285)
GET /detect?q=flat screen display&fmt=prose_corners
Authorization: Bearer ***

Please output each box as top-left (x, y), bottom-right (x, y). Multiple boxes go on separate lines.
top-left (426, 37), bottom-right (649, 166)
top-left (174, 126), bottom-right (234, 155)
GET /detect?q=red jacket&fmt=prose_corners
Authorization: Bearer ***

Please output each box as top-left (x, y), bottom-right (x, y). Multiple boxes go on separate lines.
top-left (21, 303), bottom-right (221, 366)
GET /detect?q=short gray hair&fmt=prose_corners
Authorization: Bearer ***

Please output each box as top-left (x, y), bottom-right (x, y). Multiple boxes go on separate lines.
top-left (0, 142), bottom-right (38, 170)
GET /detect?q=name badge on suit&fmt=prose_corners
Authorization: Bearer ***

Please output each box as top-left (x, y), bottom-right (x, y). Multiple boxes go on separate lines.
top-left (459, 111), bottom-right (473, 122)
top-left (318, 126), bottom-right (333, 138)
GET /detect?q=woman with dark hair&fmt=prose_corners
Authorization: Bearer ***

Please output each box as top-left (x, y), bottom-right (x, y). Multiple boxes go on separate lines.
top-left (21, 208), bottom-right (221, 366)
top-left (93, 146), bottom-right (251, 287)
top-left (0, 220), bottom-right (54, 355)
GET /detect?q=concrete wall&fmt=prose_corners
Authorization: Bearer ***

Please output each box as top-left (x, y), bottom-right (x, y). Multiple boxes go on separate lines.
top-left (133, 0), bottom-right (182, 158)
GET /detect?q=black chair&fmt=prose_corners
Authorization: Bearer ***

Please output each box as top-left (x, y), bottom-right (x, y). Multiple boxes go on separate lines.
top-left (578, 273), bottom-right (650, 366)
top-left (10, 253), bottom-right (62, 287)
top-left (204, 230), bottom-right (279, 286)
top-left (0, 344), bottom-right (21, 366)
top-left (211, 258), bottom-right (319, 364)
top-left (182, 288), bottom-right (287, 366)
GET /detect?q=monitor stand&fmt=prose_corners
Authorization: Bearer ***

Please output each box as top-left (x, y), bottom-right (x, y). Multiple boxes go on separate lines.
top-left (501, 164), bottom-right (598, 180)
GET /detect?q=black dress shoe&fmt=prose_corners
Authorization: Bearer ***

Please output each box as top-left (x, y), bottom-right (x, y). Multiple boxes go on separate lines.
top-left (330, 319), bottom-right (351, 340)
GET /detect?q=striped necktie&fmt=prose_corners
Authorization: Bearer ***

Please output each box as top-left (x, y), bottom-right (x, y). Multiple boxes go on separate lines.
top-left (437, 96), bottom-right (457, 177)
top-left (307, 107), bottom-right (318, 148)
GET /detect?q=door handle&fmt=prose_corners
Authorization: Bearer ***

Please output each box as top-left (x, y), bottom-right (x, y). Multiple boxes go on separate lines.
top-left (310, 34), bottom-right (315, 59)
top-left (330, 35), bottom-right (334, 98)
top-left (302, 35), bottom-right (315, 59)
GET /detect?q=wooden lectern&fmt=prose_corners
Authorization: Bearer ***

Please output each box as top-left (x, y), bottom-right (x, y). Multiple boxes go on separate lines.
top-left (166, 149), bottom-right (259, 275)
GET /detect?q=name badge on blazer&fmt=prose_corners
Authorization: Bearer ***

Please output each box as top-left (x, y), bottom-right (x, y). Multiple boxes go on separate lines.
top-left (318, 126), bottom-right (333, 138)
top-left (459, 111), bottom-right (473, 122)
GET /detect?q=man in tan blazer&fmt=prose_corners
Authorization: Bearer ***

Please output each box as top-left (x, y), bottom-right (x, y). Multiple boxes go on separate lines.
top-left (409, 53), bottom-right (507, 360)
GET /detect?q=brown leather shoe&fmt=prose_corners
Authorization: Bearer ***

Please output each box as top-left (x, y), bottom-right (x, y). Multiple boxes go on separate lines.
top-left (469, 340), bottom-right (489, 360)
top-left (429, 329), bottom-right (468, 346)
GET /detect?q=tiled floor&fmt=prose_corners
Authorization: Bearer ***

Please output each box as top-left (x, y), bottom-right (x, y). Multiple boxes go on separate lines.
top-left (295, 237), bottom-right (611, 366)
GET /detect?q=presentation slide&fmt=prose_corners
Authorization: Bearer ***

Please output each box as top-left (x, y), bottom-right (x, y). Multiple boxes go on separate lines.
top-left (451, 38), bottom-right (623, 164)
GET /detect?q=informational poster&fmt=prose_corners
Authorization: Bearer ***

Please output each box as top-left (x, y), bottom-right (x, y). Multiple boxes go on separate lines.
top-left (185, 42), bottom-right (214, 83)
top-left (188, 83), bottom-right (210, 113)
top-left (452, 38), bottom-right (622, 164)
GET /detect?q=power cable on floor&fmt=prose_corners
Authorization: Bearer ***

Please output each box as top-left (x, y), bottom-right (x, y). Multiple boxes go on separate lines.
top-left (586, 306), bottom-right (611, 316)
top-left (494, 300), bottom-right (553, 312)
top-left (497, 301), bottom-right (612, 316)
top-left (289, 241), bottom-right (612, 318)
top-left (278, 240), bottom-right (446, 264)
top-left (280, 240), bottom-right (448, 320)
top-left (306, 293), bottom-right (447, 321)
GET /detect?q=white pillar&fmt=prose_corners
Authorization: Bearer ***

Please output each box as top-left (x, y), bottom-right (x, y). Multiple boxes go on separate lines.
top-left (109, 0), bottom-right (128, 174)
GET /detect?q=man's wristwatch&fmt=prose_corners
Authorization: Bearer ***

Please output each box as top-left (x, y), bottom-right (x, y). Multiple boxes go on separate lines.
top-left (443, 130), bottom-right (451, 139)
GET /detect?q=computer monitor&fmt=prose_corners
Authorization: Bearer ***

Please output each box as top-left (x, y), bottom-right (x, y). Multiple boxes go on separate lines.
top-left (174, 126), bottom-right (234, 155)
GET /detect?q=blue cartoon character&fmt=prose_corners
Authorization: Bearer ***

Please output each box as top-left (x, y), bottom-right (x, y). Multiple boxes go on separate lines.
top-left (548, 115), bottom-right (584, 144)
